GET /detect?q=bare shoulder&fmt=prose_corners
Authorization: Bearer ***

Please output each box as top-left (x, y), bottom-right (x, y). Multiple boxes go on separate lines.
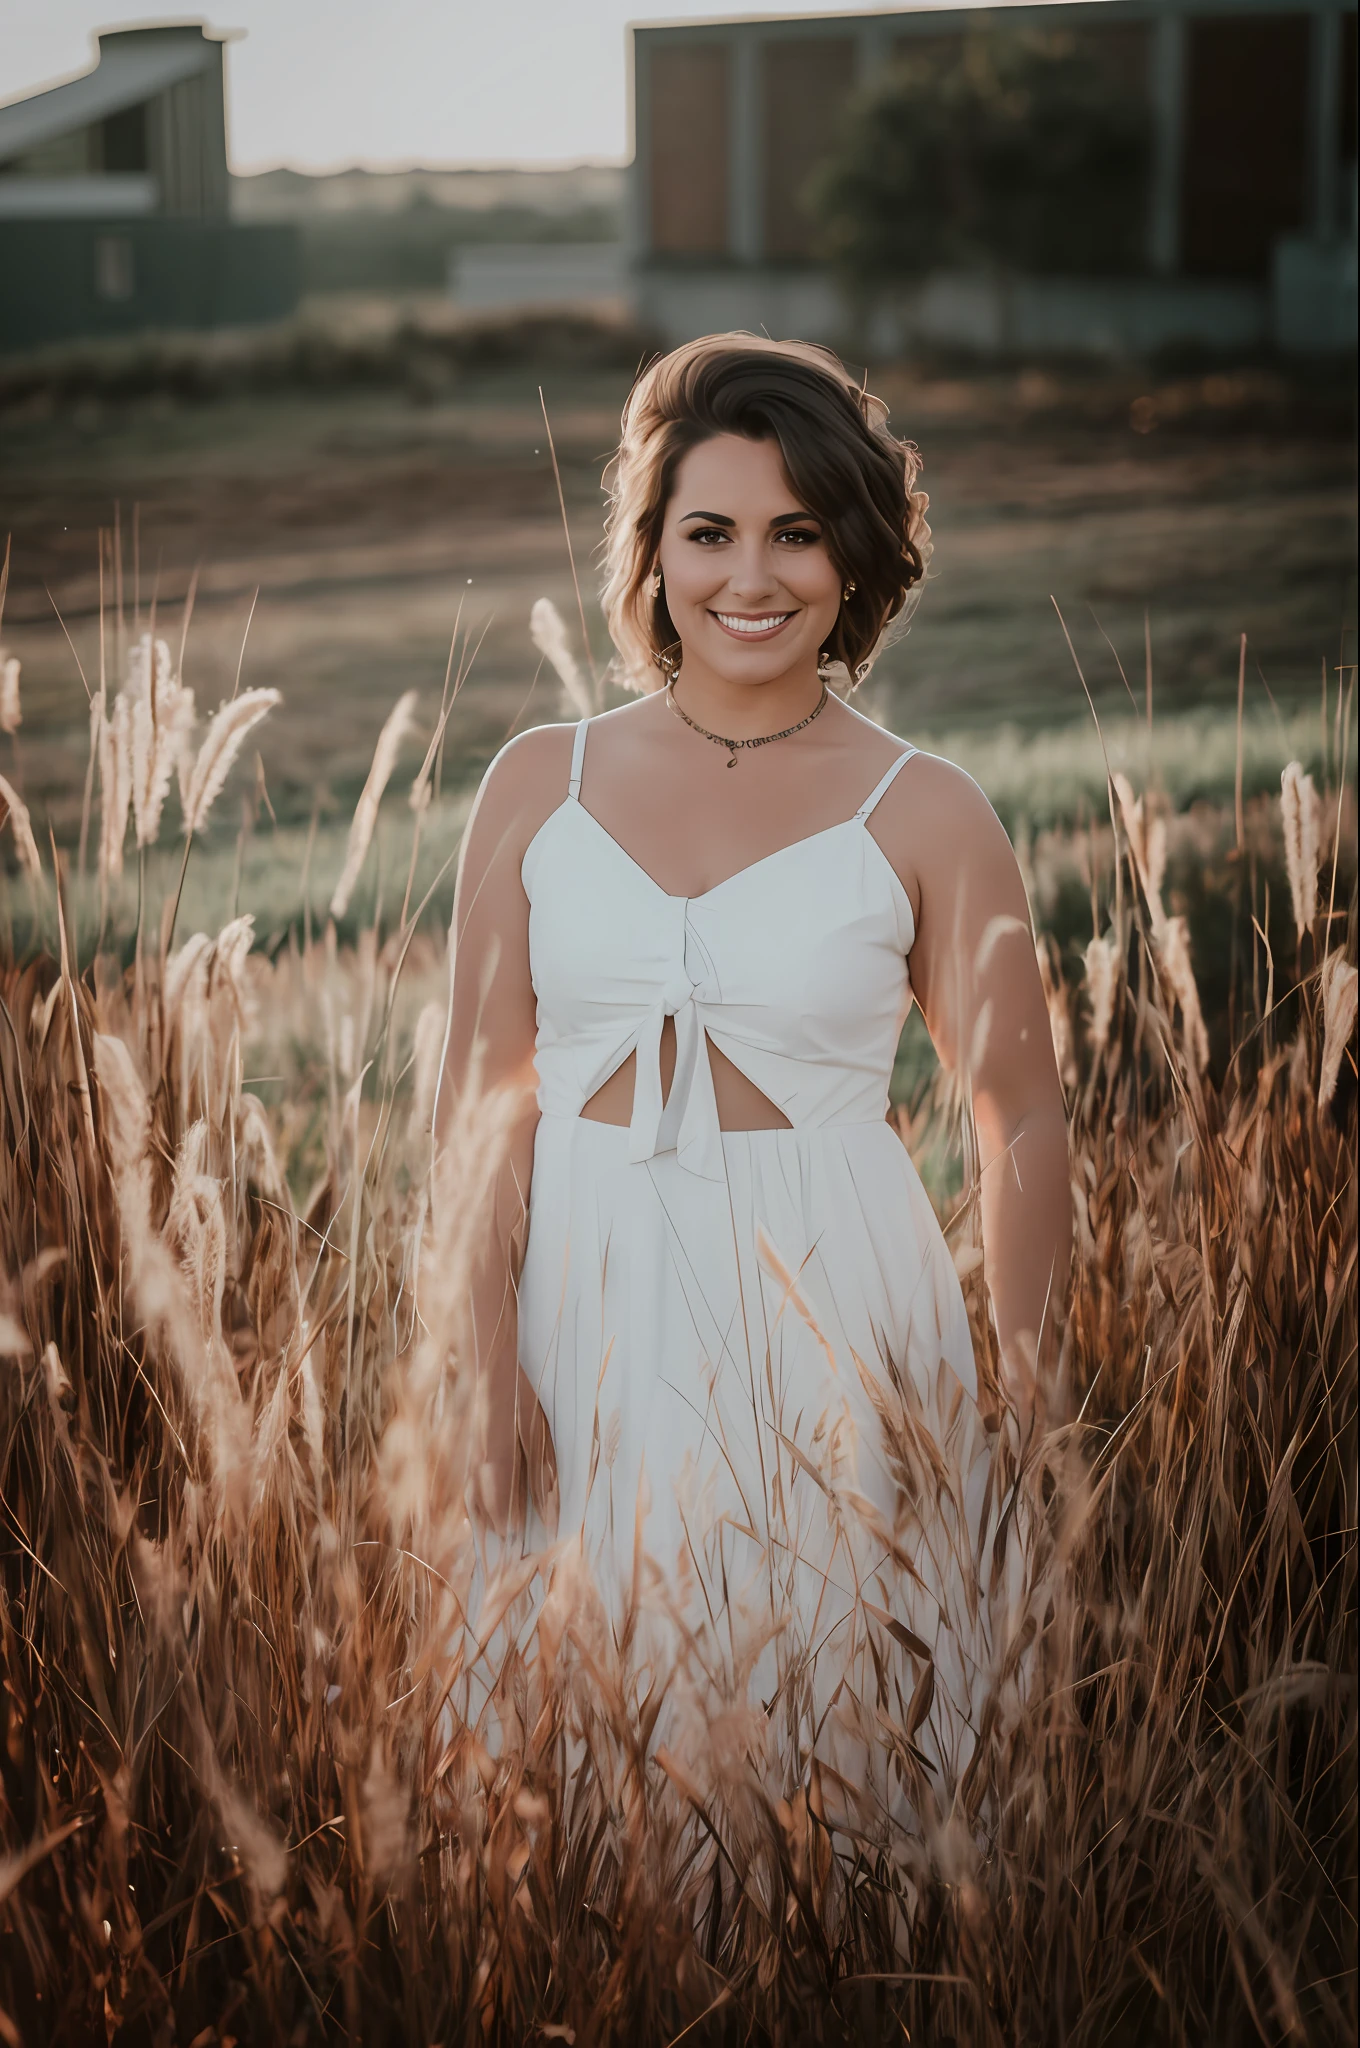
top-left (871, 747), bottom-right (1020, 903)
top-left (463, 720), bottom-right (577, 864)
top-left (875, 746), bottom-right (1007, 837)
top-left (903, 750), bottom-right (1003, 831)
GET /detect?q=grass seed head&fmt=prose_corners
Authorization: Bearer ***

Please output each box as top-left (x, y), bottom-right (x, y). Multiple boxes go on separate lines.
top-left (1319, 951), bottom-right (1358, 1110)
top-left (1082, 931), bottom-right (1120, 1055)
top-left (128, 633), bottom-right (196, 848)
top-left (1281, 759), bottom-right (1322, 939)
top-left (0, 770), bottom-right (42, 884)
top-left (0, 650), bottom-right (20, 735)
top-left (330, 689), bottom-right (419, 917)
top-left (98, 690), bottom-right (133, 884)
top-left (181, 688), bottom-right (281, 837)
top-left (529, 595), bottom-right (593, 720)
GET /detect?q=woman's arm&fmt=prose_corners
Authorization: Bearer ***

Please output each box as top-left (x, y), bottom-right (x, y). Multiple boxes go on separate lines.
top-left (435, 725), bottom-right (571, 1530)
top-left (878, 756), bottom-right (1072, 1426)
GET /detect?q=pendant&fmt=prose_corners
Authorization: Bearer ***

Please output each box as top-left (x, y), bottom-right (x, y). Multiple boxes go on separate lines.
top-left (726, 750), bottom-right (738, 767)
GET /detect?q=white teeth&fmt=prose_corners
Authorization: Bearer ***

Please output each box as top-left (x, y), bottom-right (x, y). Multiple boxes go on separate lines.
top-left (715, 613), bottom-right (791, 635)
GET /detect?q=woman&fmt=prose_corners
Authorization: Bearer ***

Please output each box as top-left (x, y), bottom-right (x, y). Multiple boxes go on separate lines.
top-left (438, 336), bottom-right (1069, 1810)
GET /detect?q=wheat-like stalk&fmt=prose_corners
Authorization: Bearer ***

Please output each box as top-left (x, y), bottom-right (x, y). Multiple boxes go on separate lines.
top-left (1155, 913), bottom-right (1211, 1072)
top-left (0, 653), bottom-right (20, 737)
top-left (1113, 771), bottom-right (1211, 1071)
top-left (181, 689), bottom-right (282, 837)
top-left (128, 634), bottom-right (197, 849)
top-left (330, 689), bottom-right (419, 918)
top-left (1112, 771), bottom-right (1167, 929)
top-left (0, 771), bottom-right (42, 884)
top-left (97, 689), bottom-right (133, 885)
top-left (1281, 760), bottom-right (1322, 939)
top-left (1082, 931), bottom-right (1119, 1055)
top-left (1319, 951), bottom-right (1358, 1111)
top-left (410, 997), bottom-right (448, 1136)
top-left (530, 597), bottom-right (593, 720)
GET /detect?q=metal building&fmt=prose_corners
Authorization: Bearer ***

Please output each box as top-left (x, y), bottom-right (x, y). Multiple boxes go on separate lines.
top-left (0, 23), bottom-right (299, 351)
top-left (627, 0), bottom-right (1358, 354)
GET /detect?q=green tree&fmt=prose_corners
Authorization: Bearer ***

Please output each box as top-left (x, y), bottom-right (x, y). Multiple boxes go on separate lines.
top-left (809, 28), bottom-right (1152, 295)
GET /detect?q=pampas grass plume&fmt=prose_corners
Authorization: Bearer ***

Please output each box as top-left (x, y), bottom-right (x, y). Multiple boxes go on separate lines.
top-left (1113, 772), bottom-right (1167, 928)
top-left (181, 689), bottom-right (282, 837)
top-left (98, 691), bottom-right (133, 884)
top-left (0, 771), bottom-right (42, 884)
top-left (0, 652), bottom-right (20, 736)
top-left (530, 597), bottom-right (593, 720)
top-left (1156, 914), bottom-right (1211, 1072)
top-left (129, 634), bottom-right (196, 849)
top-left (330, 689), bottom-right (419, 918)
top-left (411, 997), bottom-right (448, 1135)
top-left (1281, 760), bottom-right (1321, 939)
top-left (1319, 951), bottom-right (1357, 1111)
top-left (0, 1305), bottom-right (30, 1359)
top-left (1082, 932), bottom-right (1119, 1055)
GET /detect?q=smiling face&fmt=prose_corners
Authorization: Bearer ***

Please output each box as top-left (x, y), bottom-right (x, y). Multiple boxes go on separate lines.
top-left (655, 434), bottom-right (843, 691)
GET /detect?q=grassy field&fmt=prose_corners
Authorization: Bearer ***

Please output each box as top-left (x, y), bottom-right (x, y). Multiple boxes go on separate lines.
top-left (0, 668), bottom-right (1353, 2042)
top-left (1, 325), bottom-right (1353, 843)
top-left (0, 331), bottom-right (1355, 2040)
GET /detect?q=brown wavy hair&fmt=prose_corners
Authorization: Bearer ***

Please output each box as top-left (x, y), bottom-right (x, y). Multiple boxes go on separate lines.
top-left (602, 334), bottom-right (931, 692)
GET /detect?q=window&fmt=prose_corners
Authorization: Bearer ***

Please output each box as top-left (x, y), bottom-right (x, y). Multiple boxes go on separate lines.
top-left (94, 235), bottom-right (135, 301)
top-left (763, 38), bottom-right (855, 261)
top-left (649, 45), bottom-right (731, 256)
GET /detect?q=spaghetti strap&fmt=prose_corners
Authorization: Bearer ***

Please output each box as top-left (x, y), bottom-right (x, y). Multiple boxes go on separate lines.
top-left (854, 746), bottom-right (917, 822)
top-left (567, 718), bottom-right (590, 801)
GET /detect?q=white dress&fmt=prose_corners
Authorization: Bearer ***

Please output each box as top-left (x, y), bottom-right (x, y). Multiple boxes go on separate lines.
top-left (515, 717), bottom-right (1010, 1826)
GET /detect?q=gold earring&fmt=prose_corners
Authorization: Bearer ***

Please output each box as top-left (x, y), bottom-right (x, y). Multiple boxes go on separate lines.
top-left (842, 580), bottom-right (856, 602)
top-left (652, 568), bottom-right (663, 595)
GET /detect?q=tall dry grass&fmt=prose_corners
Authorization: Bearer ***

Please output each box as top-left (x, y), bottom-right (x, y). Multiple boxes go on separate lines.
top-left (0, 630), bottom-right (1354, 2045)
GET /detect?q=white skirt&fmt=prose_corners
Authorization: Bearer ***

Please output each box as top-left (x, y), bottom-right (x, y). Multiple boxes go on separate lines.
top-left (516, 1113), bottom-right (1020, 1827)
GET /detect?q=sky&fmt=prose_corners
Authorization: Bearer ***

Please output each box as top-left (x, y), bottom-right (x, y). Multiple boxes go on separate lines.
top-left (0, 1), bottom-right (911, 171)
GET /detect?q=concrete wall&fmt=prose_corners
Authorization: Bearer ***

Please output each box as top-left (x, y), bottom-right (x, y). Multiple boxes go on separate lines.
top-left (633, 267), bottom-right (842, 347)
top-left (1273, 233), bottom-right (1359, 348)
top-left (0, 219), bottom-right (300, 353)
top-left (0, 175), bottom-right (157, 218)
top-left (631, 264), bottom-right (1279, 358)
top-left (449, 243), bottom-right (625, 312)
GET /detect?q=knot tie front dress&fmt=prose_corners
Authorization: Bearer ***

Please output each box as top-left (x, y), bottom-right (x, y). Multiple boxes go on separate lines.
top-left (517, 716), bottom-right (999, 1804)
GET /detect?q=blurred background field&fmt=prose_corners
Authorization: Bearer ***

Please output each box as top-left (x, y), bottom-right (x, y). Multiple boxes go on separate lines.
top-left (2, 299), bottom-right (1353, 1149)
top-left (1, 312), bottom-right (1353, 832)
top-left (1, 314), bottom-right (1353, 1179)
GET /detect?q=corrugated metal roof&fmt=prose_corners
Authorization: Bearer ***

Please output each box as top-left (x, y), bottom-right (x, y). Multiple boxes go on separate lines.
top-left (0, 27), bottom-right (219, 160)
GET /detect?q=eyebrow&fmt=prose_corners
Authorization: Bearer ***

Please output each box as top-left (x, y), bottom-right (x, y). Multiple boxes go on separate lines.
top-left (677, 509), bottom-right (822, 528)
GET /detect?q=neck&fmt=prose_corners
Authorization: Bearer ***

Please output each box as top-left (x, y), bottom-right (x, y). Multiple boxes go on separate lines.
top-left (666, 658), bottom-right (825, 740)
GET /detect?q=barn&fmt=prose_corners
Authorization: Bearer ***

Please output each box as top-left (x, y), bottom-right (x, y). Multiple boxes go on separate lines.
top-left (627, 0), bottom-right (1358, 354)
top-left (0, 23), bottom-right (299, 351)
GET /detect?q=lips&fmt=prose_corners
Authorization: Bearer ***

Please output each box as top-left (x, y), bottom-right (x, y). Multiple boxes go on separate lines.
top-left (711, 610), bottom-right (795, 639)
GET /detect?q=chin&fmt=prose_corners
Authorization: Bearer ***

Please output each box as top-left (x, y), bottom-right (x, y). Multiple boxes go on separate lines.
top-left (705, 638), bottom-right (820, 684)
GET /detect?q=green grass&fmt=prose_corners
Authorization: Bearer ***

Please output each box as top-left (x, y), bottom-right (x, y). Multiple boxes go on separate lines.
top-left (6, 700), bottom-right (1339, 966)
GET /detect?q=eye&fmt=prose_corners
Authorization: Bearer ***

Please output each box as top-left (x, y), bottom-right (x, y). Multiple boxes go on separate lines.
top-left (687, 526), bottom-right (730, 545)
top-left (774, 526), bottom-right (821, 546)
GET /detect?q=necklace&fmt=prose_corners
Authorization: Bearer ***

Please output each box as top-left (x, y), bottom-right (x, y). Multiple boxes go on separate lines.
top-left (666, 681), bottom-right (829, 768)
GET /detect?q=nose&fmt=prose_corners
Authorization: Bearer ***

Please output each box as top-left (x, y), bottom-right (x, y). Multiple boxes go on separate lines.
top-left (724, 540), bottom-right (781, 601)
